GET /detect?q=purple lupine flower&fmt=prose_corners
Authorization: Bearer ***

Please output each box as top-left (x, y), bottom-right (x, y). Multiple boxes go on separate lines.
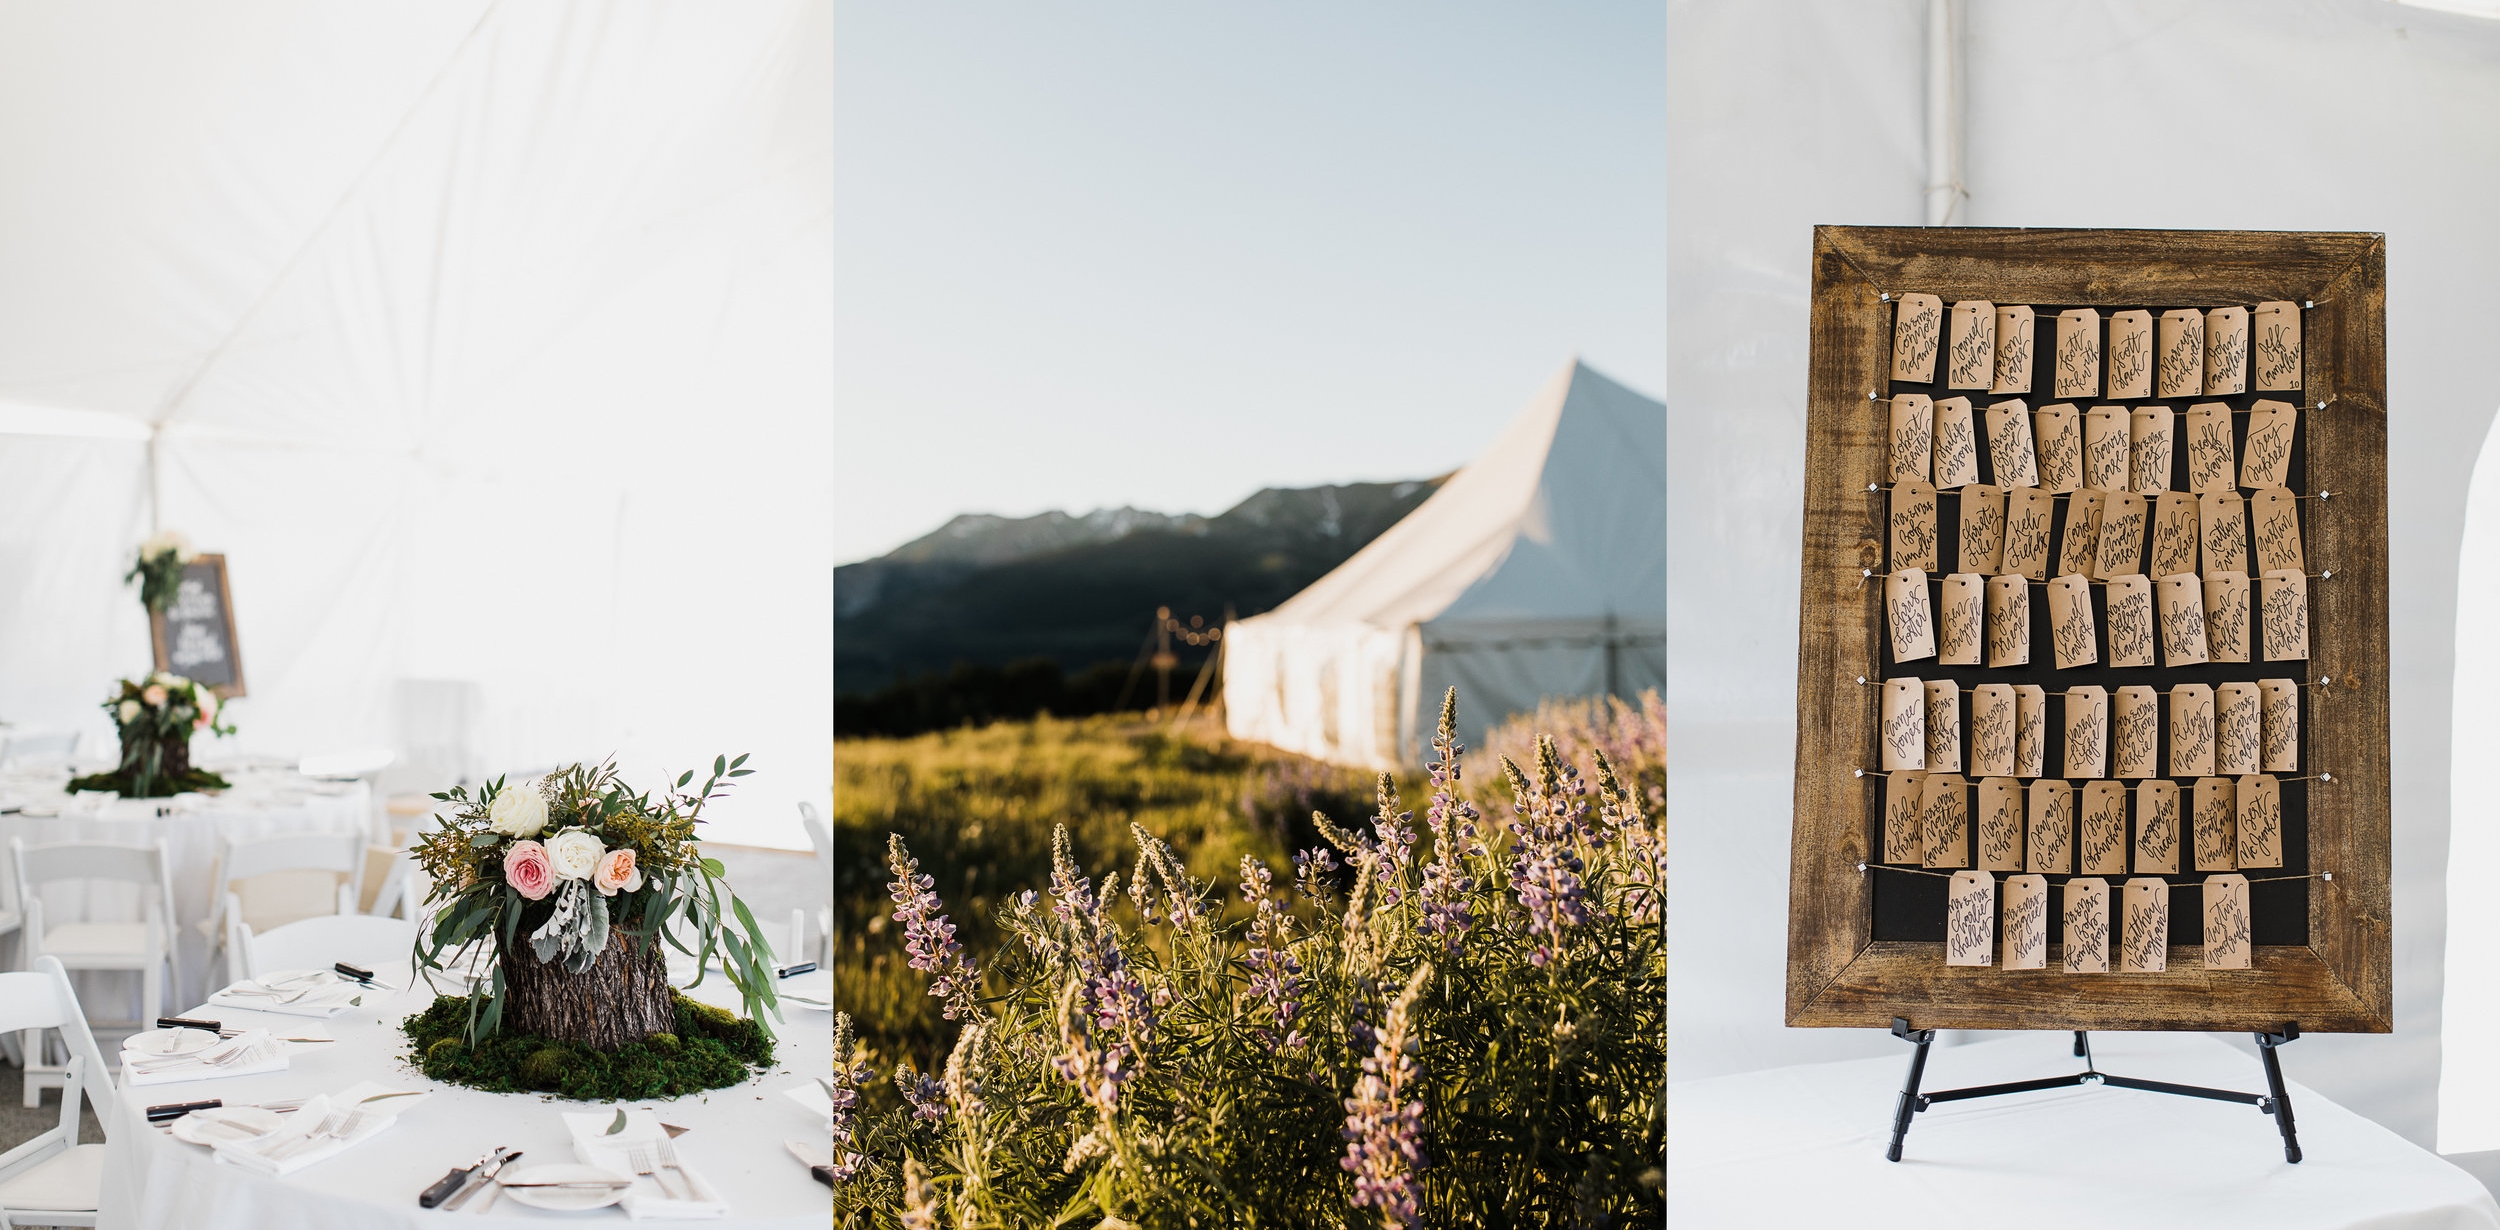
top-left (886, 834), bottom-right (980, 1019)
top-left (1131, 823), bottom-right (1204, 926)
top-left (899, 1160), bottom-right (939, 1230)
top-left (1366, 774), bottom-right (1416, 909)
top-left (943, 1022), bottom-right (987, 1120)
top-left (1594, 747), bottom-right (1665, 924)
top-left (896, 1062), bottom-right (948, 1122)
top-left (1240, 855), bottom-right (1304, 1049)
top-left (1342, 964), bottom-right (1432, 1228)
top-left (1417, 690), bottom-right (1481, 950)
top-left (1504, 736), bottom-right (1600, 966)
top-left (1292, 846), bottom-right (1340, 902)
top-left (828, 1013), bottom-right (875, 1184)
top-left (1052, 977), bottom-right (1129, 1115)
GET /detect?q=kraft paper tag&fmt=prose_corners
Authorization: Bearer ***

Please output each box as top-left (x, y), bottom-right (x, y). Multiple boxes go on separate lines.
top-left (1937, 572), bottom-right (1985, 665)
top-left (1884, 770), bottom-right (1927, 864)
top-left (2205, 305), bottom-right (2249, 396)
top-left (2014, 684), bottom-right (2047, 778)
top-left (2194, 776), bottom-right (2238, 871)
top-left (1970, 684), bottom-right (2017, 778)
top-left (1893, 293), bottom-right (1944, 383)
top-left (1891, 480), bottom-right (1940, 573)
top-left (2105, 310), bottom-right (2153, 399)
top-left (2262, 569), bottom-right (2310, 661)
top-left (1947, 300), bottom-right (1997, 390)
top-left (2055, 490), bottom-right (2103, 579)
top-left (2200, 490), bottom-right (2251, 580)
top-left (2064, 685), bottom-right (2108, 779)
top-left (2135, 780), bottom-right (2182, 874)
top-left (1945, 870), bottom-right (1995, 965)
top-left (1993, 305), bottom-right (2036, 394)
top-left (1881, 677), bottom-right (1927, 771)
top-left (2001, 487), bottom-right (2056, 582)
top-left (1889, 393), bottom-right (1935, 485)
top-left (2084, 406), bottom-right (2132, 492)
top-left (2064, 876), bottom-right (2110, 973)
top-left (2104, 573), bottom-right (2156, 668)
top-left (2203, 874), bottom-right (2253, 970)
top-left (2170, 684), bottom-right (2216, 778)
top-left (1986, 574), bottom-right (2031, 667)
top-left (1955, 488), bottom-right (2005, 576)
top-left (2112, 685), bottom-right (2160, 779)
top-left (2260, 678), bottom-right (2299, 773)
top-left (2158, 309), bottom-right (2206, 399)
top-left (2241, 400), bottom-right (2297, 490)
top-left (1923, 772), bottom-right (1970, 869)
top-left (2054, 308), bottom-right (2101, 399)
top-left (2003, 874), bottom-right (2049, 969)
top-left (1925, 679), bottom-right (1963, 774)
top-left (2030, 780), bottom-right (2074, 874)
top-left (2148, 492), bottom-right (2200, 578)
top-left (2130, 406), bottom-right (2174, 493)
top-left (2120, 877), bottom-right (2170, 974)
top-left (2095, 491), bottom-right (2149, 582)
top-left (2157, 572), bottom-right (2210, 666)
top-left (2081, 780), bottom-right (2129, 875)
top-left (1887, 568), bottom-right (1936, 663)
top-left (1985, 399), bottom-right (2039, 489)
top-left (2252, 301), bottom-right (2301, 391)
top-left (1933, 397), bottom-right (1981, 489)
top-left (2205, 572), bottom-right (2252, 664)
top-left (2035, 404), bottom-right (2083, 492)
top-left (1977, 775), bottom-right (2023, 870)
top-left (2237, 773), bottom-right (2283, 869)
top-left (2047, 573), bottom-right (2098, 669)
top-left (2184, 402), bottom-right (2235, 494)
top-left (2250, 487), bottom-right (2304, 575)
top-left (2214, 682), bottom-right (2263, 777)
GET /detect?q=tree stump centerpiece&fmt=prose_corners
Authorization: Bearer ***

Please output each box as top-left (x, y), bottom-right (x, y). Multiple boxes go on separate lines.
top-left (66, 673), bottom-right (233, 798)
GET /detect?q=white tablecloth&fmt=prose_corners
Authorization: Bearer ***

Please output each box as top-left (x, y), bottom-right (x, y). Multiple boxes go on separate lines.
top-left (1670, 1031), bottom-right (2500, 1229)
top-left (96, 969), bottom-right (834, 1229)
top-left (1, 766), bottom-right (370, 1008)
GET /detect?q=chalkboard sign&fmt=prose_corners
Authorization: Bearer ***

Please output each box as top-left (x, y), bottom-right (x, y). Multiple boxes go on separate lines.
top-left (150, 553), bottom-right (245, 697)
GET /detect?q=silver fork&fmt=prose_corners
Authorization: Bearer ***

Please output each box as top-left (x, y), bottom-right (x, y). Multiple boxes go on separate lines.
top-left (626, 1144), bottom-right (675, 1199)
top-left (657, 1137), bottom-right (696, 1200)
top-left (269, 1108), bottom-right (371, 1161)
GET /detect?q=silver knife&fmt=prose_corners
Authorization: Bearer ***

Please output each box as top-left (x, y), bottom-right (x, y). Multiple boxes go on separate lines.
top-left (440, 1147), bottom-right (520, 1212)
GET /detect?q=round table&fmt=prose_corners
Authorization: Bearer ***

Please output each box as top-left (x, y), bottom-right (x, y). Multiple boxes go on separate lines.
top-left (95, 969), bottom-right (835, 1229)
top-left (0, 765), bottom-right (371, 1008)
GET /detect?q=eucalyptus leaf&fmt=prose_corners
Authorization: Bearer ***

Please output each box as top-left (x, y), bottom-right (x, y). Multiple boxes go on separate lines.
top-left (606, 1108), bottom-right (629, 1136)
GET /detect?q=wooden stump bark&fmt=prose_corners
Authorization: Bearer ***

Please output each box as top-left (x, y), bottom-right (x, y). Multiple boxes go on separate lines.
top-left (117, 727), bottom-right (192, 798)
top-left (499, 929), bottom-right (676, 1050)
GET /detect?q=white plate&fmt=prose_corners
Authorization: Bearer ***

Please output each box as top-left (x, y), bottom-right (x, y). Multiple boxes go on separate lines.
top-left (127, 1028), bottom-right (218, 1057)
top-left (496, 1163), bottom-right (632, 1211)
top-left (169, 1106), bottom-right (282, 1146)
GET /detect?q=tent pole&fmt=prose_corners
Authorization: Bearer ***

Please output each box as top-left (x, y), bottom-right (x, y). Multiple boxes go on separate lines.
top-left (146, 422), bottom-right (162, 534)
top-left (1924, 0), bottom-right (1966, 226)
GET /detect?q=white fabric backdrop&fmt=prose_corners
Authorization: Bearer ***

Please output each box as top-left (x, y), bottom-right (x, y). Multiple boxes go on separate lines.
top-left (1668, 0), bottom-right (2500, 1150)
top-left (0, 2), bottom-right (832, 848)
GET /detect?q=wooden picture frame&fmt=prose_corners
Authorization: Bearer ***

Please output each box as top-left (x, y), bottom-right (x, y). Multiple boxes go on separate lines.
top-left (148, 552), bottom-right (247, 698)
top-left (1785, 227), bottom-right (2389, 1031)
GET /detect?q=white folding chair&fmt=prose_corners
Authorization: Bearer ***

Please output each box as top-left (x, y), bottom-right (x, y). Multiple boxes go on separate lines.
top-left (12, 839), bottom-right (173, 1109)
top-left (0, 957), bottom-right (114, 1229)
top-left (363, 846), bottom-right (422, 921)
top-left (204, 832), bottom-right (366, 990)
top-left (799, 801), bottom-right (832, 967)
top-left (235, 914), bottom-right (419, 985)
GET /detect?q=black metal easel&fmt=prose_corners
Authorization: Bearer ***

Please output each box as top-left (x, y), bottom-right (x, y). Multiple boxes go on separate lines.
top-left (1885, 1018), bottom-right (2304, 1164)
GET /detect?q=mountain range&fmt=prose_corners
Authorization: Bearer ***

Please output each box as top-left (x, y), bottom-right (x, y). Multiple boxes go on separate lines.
top-left (834, 477), bottom-right (1442, 693)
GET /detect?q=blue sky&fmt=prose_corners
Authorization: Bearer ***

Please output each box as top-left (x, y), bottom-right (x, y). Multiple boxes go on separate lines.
top-left (833, 3), bottom-right (1664, 563)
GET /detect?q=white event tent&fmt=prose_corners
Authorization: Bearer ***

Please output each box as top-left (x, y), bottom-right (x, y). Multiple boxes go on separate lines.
top-left (1224, 358), bottom-right (1665, 769)
top-left (0, 2), bottom-right (831, 847)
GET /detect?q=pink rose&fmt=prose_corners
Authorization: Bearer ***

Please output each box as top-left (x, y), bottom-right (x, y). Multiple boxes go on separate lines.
top-left (503, 840), bottom-right (555, 901)
top-left (592, 847), bottom-right (637, 897)
top-left (142, 685), bottom-right (168, 707)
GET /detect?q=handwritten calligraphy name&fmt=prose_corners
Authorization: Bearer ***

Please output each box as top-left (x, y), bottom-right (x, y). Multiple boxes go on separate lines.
top-left (2067, 892), bottom-right (2109, 960)
top-left (2053, 598), bottom-right (2095, 665)
top-left (2175, 697), bottom-right (2213, 767)
top-left (1923, 793), bottom-right (1963, 858)
top-left (2243, 786), bottom-right (2281, 854)
top-left (2189, 420), bottom-right (2232, 488)
top-left (1892, 419), bottom-right (1931, 480)
top-left (2087, 426), bottom-right (2131, 490)
top-left (2041, 419), bottom-right (2081, 488)
top-left (1942, 592), bottom-right (1982, 660)
top-left (1995, 319), bottom-right (2033, 387)
top-left (1894, 497), bottom-right (1937, 564)
top-left (1890, 590), bottom-right (1931, 652)
top-left (2017, 705), bottom-right (2045, 775)
top-left (2125, 900), bottom-right (2167, 968)
top-left (2255, 319), bottom-right (2299, 387)
top-left (2132, 427), bottom-right (2170, 491)
top-left (2067, 706), bottom-right (2104, 769)
top-left (2057, 326), bottom-right (2099, 395)
top-left (1948, 883), bottom-right (1992, 958)
top-left (2245, 421), bottom-right (2292, 483)
top-left (2140, 793), bottom-right (2179, 861)
top-left (2082, 800), bottom-right (2126, 869)
top-left (2219, 693), bottom-right (2260, 770)
top-left (1896, 300), bottom-right (1941, 375)
top-left (2152, 506), bottom-right (2197, 572)
top-left (2196, 796), bottom-right (2233, 863)
top-left (1975, 700), bottom-right (2014, 771)
top-left (1926, 694), bottom-right (1960, 763)
top-left (1887, 784), bottom-right (1923, 856)
top-left (1990, 417), bottom-right (2036, 485)
top-left (1884, 698), bottom-right (1924, 763)
top-left (2159, 592), bottom-right (2205, 656)
top-left (2116, 704), bottom-right (2157, 770)
top-left (2208, 893), bottom-right (2252, 961)
top-left (2207, 319), bottom-right (2246, 388)
top-left (2161, 322), bottom-right (2204, 395)
top-left (2264, 694), bottom-right (2297, 765)
top-left (1950, 311), bottom-right (1994, 386)
top-left (2208, 588), bottom-right (2249, 658)
top-left (2107, 586), bottom-right (2153, 663)
top-left (2008, 889), bottom-right (2046, 962)
top-left (2005, 505), bottom-right (2051, 570)
top-left (1936, 415), bottom-right (1976, 483)
top-left (1982, 793), bottom-right (2019, 861)
top-left (2262, 581), bottom-right (2307, 655)
top-left (2257, 506), bottom-right (2301, 569)
top-left (2035, 794), bottom-right (2071, 866)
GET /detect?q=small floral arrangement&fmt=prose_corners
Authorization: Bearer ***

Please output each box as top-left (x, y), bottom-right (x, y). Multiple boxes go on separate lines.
top-left (126, 530), bottom-right (196, 614)
top-left (411, 756), bottom-right (783, 1047)
top-left (66, 672), bottom-right (234, 798)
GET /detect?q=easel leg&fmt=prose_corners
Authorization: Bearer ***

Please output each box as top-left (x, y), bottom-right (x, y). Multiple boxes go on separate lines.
top-left (2257, 1024), bottom-right (2303, 1164)
top-left (1887, 1017), bottom-right (1935, 1163)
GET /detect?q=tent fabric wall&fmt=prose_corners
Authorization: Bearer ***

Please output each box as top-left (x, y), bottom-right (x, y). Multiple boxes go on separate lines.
top-left (1226, 358), bottom-right (1665, 768)
top-left (0, 1), bottom-right (832, 848)
top-left (1669, 0), bottom-right (2500, 1149)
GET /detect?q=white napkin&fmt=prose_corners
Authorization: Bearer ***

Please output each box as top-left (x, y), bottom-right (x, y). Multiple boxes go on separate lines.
top-left (208, 973), bottom-right (369, 1018)
top-left (211, 1081), bottom-right (430, 1177)
top-left (122, 1030), bottom-right (289, 1087)
top-left (782, 1081), bottom-right (833, 1128)
top-left (564, 1110), bottom-right (728, 1220)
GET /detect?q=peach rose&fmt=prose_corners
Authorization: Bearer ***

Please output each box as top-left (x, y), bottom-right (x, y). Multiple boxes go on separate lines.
top-left (592, 847), bottom-right (637, 897)
top-left (503, 840), bottom-right (555, 901)
top-left (142, 685), bottom-right (168, 707)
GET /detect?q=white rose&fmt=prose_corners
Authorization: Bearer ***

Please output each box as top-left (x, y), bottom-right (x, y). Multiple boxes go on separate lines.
top-left (117, 700), bottom-right (140, 723)
top-left (545, 828), bottom-right (604, 881)
top-left (487, 784), bottom-right (549, 838)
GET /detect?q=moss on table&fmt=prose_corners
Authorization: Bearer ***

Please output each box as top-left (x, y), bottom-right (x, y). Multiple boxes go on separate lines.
top-left (402, 993), bottom-right (775, 1100)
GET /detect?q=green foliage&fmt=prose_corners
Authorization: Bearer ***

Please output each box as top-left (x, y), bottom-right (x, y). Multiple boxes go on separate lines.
top-left (401, 993), bottom-right (774, 1100)
top-left (833, 693), bottom-right (1666, 1227)
top-left (126, 539), bottom-right (190, 614)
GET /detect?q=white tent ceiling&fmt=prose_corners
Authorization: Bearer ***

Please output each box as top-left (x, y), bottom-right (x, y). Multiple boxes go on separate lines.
top-left (0, 1), bottom-right (832, 847)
